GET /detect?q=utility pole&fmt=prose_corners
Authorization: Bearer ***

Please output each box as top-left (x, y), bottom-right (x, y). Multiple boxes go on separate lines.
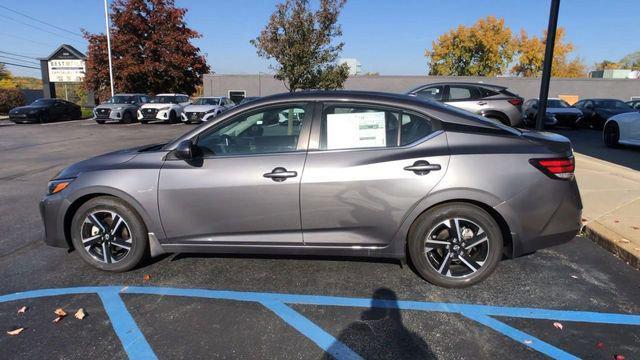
top-left (104, 0), bottom-right (115, 97)
top-left (536, 0), bottom-right (560, 131)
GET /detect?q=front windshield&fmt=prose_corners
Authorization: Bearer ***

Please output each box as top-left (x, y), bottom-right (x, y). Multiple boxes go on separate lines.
top-left (595, 100), bottom-right (632, 109)
top-left (151, 96), bottom-right (178, 104)
top-left (31, 99), bottom-right (55, 106)
top-left (192, 98), bottom-right (220, 106)
top-left (105, 96), bottom-right (134, 104)
top-left (547, 100), bottom-right (570, 108)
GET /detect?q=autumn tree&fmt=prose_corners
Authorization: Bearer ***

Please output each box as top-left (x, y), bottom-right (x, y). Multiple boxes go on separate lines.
top-left (426, 16), bottom-right (516, 76)
top-left (84, 0), bottom-right (210, 101)
top-left (594, 60), bottom-right (621, 71)
top-left (512, 27), bottom-right (586, 78)
top-left (251, 0), bottom-right (350, 92)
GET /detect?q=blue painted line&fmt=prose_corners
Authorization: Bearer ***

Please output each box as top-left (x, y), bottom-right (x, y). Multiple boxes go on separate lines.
top-left (261, 300), bottom-right (363, 360)
top-left (463, 312), bottom-right (580, 360)
top-left (98, 289), bottom-right (158, 360)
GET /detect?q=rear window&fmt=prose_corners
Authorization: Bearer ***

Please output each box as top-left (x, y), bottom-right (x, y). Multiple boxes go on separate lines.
top-left (499, 88), bottom-right (520, 98)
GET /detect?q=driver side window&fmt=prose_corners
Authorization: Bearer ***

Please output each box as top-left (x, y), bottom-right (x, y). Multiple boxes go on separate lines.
top-left (196, 103), bottom-right (310, 156)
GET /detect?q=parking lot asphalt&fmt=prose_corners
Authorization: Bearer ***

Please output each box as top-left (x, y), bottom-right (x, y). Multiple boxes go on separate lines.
top-left (0, 119), bottom-right (639, 360)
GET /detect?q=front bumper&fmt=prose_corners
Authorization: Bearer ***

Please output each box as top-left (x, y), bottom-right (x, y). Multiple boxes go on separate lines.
top-left (9, 114), bottom-right (40, 123)
top-left (95, 108), bottom-right (126, 121)
top-left (39, 194), bottom-right (71, 248)
top-left (138, 109), bottom-right (171, 121)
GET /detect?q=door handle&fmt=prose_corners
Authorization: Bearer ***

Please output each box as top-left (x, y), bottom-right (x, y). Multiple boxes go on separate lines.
top-left (477, 101), bottom-right (488, 106)
top-left (263, 167), bottom-right (297, 182)
top-left (404, 161), bottom-right (441, 175)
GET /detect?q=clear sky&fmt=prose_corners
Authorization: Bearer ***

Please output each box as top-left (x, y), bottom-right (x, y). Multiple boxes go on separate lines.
top-left (1, 0), bottom-right (639, 78)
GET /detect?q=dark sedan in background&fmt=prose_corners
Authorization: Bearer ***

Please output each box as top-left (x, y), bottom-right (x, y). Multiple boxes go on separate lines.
top-left (574, 98), bottom-right (636, 129)
top-left (9, 98), bottom-right (81, 124)
top-left (522, 98), bottom-right (583, 129)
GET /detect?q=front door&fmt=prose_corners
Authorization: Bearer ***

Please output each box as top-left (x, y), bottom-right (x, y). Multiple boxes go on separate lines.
top-left (158, 102), bottom-right (313, 245)
top-left (300, 103), bottom-right (449, 247)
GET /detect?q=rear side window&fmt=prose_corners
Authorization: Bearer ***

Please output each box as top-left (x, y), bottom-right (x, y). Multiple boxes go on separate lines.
top-left (400, 113), bottom-right (434, 145)
top-left (448, 85), bottom-right (481, 101)
top-left (320, 105), bottom-right (400, 150)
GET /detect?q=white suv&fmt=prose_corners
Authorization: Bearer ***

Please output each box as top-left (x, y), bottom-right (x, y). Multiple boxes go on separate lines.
top-left (138, 94), bottom-right (191, 124)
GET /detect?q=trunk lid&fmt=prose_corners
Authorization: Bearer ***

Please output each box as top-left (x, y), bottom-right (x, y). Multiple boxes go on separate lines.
top-left (521, 129), bottom-right (573, 155)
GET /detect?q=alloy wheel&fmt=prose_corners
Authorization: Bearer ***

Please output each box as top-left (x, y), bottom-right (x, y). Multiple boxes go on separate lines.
top-left (424, 218), bottom-right (489, 278)
top-left (81, 210), bottom-right (132, 264)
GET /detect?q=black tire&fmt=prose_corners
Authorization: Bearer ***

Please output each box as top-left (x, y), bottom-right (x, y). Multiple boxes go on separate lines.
top-left (603, 122), bottom-right (620, 148)
top-left (95, 119), bottom-right (106, 124)
top-left (122, 111), bottom-right (133, 124)
top-left (408, 203), bottom-right (503, 288)
top-left (39, 113), bottom-right (49, 124)
top-left (169, 111), bottom-right (177, 123)
top-left (140, 120), bottom-right (148, 124)
top-left (71, 196), bottom-right (148, 272)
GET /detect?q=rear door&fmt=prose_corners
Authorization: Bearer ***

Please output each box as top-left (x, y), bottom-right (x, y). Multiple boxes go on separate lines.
top-left (443, 84), bottom-right (485, 113)
top-left (299, 102), bottom-right (449, 247)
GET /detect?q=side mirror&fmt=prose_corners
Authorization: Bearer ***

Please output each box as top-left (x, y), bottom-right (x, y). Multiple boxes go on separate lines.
top-left (174, 140), bottom-right (201, 160)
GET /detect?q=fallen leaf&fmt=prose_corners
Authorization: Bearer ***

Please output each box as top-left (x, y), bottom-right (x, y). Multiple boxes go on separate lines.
top-left (581, 218), bottom-right (588, 223)
top-left (523, 339), bottom-right (532, 345)
top-left (634, 247), bottom-right (640, 252)
top-left (74, 308), bottom-right (86, 320)
top-left (54, 308), bottom-right (67, 317)
top-left (7, 328), bottom-right (24, 336)
top-left (17, 306), bottom-right (27, 314)
top-left (618, 238), bottom-right (631, 244)
top-left (143, 274), bottom-right (151, 282)
top-left (553, 322), bottom-right (563, 330)
top-left (632, 226), bottom-right (639, 230)
top-left (614, 355), bottom-right (625, 360)
top-left (614, 220), bottom-right (620, 223)
top-left (52, 316), bottom-right (63, 323)
top-left (571, 275), bottom-right (578, 279)
top-left (596, 341), bottom-right (604, 349)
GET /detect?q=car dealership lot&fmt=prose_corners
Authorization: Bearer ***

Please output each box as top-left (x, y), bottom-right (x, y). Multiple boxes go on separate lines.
top-left (0, 119), bottom-right (639, 359)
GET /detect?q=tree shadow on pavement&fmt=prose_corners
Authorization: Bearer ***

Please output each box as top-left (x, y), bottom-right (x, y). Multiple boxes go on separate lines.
top-left (554, 128), bottom-right (640, 171)
top-left (323, 288), bottom-right (436, 360)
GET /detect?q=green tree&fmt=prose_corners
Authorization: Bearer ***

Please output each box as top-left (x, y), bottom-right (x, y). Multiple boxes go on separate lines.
top-left (251, 0), bottom-right (350, 92)
top-left (83, 0), bottom-right (210, 101)
top-left (0, 64), bottom-right (9, 80)
top-left (512, 27), bottom-right (586, 78)
top-left (426, 16), bottom-right (516, 76)
top-left (594, 60), bottom-right (621, 71)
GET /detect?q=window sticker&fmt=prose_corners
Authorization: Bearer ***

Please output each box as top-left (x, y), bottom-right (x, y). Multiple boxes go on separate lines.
top-left (326, 111), bottom-right (386, 149)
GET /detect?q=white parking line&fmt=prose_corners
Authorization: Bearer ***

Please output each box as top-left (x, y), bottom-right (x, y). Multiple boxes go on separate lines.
top-left (41, 119), bottom-right (91, 126)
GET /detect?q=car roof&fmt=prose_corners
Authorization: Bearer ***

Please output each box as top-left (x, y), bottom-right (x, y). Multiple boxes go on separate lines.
top-left (156, 93), bottom-right (188, 96)
top-left (408, 82), bottom-right (507, 93)
top-left (115, 93), bottom-right (147, 96)
top-left (579, 98), bottom-right (623, 101)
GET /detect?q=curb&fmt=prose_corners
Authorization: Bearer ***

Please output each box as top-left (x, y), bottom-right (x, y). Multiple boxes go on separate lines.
top-left (583, 221), bottom-right (640, 270)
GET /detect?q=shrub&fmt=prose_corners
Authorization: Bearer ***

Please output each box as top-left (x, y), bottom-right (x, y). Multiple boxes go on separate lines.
top-left (0, 88), bottom-right (25, 114)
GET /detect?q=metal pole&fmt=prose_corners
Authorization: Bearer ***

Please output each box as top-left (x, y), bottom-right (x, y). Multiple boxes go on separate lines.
top-left (535, 0), bottom-right (560, 131)
top-left (104, 0), bottom-right (115, 97)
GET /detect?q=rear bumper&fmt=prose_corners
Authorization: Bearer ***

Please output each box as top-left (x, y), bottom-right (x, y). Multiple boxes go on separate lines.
top-left (40, 194), bottom-right (71, 248)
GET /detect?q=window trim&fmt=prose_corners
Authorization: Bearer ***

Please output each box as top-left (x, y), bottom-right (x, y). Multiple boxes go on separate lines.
top-left (191, 101), bottom-right (315, 159)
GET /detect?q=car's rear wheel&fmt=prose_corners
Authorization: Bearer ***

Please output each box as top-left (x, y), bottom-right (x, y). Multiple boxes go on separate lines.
top-left (71, 196), bottom-right (148, 272)
top-left (603, 122), bottom-right (620, 148)
top-left (408, 203), bottom-right (503, 288)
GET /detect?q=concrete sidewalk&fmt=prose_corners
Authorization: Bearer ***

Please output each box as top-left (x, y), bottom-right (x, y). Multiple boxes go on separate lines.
top-left (575, 152), bottom-right (640, 269)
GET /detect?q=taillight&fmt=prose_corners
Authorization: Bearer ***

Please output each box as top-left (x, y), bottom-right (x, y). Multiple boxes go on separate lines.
top-left (530, 157), bottom-right (575, 180)
top-left (508, 98), bottom-right (523, 106)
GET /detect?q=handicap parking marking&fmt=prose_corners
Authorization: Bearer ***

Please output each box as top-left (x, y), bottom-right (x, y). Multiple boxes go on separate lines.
top-left (1, 286), bottom-right (639, 360)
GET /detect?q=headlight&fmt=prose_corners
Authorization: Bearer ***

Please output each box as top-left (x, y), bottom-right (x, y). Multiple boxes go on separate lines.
top-left (158, 107), bottom-right (170, 111)
top-left (47, 178), bottom-right (75, 195)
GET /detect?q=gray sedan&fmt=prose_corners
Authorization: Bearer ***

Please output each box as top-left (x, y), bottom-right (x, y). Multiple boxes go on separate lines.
top-left (40, 91), bottom-right (582, 287)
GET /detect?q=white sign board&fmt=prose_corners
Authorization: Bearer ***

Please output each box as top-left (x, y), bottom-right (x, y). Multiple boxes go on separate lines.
top-left (326, 111), bottom-right (387, 149)
top-left (48, 59), bottom-right (86, 83)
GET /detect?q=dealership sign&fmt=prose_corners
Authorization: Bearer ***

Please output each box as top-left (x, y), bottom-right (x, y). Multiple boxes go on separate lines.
top-left (47, 59), bottom-right (86, 83)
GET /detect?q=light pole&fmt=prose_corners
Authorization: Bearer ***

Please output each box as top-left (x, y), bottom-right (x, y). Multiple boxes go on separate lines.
top-left (104, 0), bottom-right (115, 97)
top-left (536, 0), bottom-right (561, 131)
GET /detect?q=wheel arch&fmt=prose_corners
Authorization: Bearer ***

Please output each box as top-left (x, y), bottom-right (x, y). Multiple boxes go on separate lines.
top-left (479, 110), bottom-right (510, 126)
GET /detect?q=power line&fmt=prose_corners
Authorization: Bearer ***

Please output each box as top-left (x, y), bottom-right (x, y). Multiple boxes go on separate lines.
top-left (0, 4), bottom-right (84, 39)
top-left (0, 50), bottom-right (42, 60)
top-left (0, 61), bottom-right (40, 70)
top-left (0, 14), bottom-right (86, 45)
top-left (0, 54), bottom-right (39, 65)
top-left (0, 32), bottom-right (53, 47)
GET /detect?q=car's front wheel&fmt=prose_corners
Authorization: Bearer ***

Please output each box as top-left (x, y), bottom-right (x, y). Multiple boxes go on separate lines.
top-left (603, 122), bottom-right (620, 148)
top-left (408, 203), bottom-right (503, 288)
top-left (71, 196), bottom-right (148, 272)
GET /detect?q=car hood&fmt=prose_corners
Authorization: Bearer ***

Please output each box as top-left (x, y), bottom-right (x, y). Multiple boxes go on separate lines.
top-left (55, 143), bottom-right (162, 179)
top-left (140, 103), bottom-right (174, 109)
top-left (10, 105), bottom-right (47, 113)
top-left (546, 108), bottom-right (582, 115)
top-left (184, 104), bottom-right (218, 112)
top-left (96, 103), bottom-right (133, 110)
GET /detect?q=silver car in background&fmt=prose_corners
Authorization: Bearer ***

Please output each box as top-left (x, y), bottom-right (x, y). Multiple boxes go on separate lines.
top-left (40, 91), bottom-right (581, 288)
top-left (407, 82), bottom-right (524, 127)
top-left (181, 96), bottom-right (235, 124)
top-left (94, 94), bottom-right (151, 124)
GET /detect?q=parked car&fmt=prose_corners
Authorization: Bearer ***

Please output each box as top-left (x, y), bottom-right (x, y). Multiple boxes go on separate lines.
top-left (94, 94), bottom-right (150, 124)
top-left (407, 82), bottom-right (523, 127)
top-left (573, 99), bottom-right (636, 129)
top-left (626, 100), bottom-right (640, 110)
top-left (239, 96), bottom-right (260, 105)
top-left (137, 94), bottom-right (191, 124)
top-left (182, 96), bottom-right (234, 124)
top-left (9, 98), bottom-right (81, 124)
top-left (522, 98), bottom-right (583, 129)
top-left (40, 91), bottom-right (581, 288)
top-left (603, 111), bottom-right (640, 147)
